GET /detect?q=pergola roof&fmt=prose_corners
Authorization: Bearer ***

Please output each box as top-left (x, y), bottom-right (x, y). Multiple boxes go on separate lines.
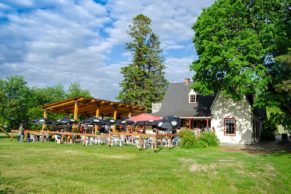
top-left (42, 97), bottom-right (146, 117)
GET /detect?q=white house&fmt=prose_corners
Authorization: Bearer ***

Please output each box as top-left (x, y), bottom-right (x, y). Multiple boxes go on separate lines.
top-left (153, 78), bottom-right (266, 144)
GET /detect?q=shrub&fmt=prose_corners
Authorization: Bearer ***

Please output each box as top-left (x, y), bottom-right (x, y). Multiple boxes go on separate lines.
top-left (179, 129), bottom-right (197, 148)
top-left (179, 130), bottom-right (219, 148)
top-left (199, 132), bottom-right (219, 147)
top-left (197, 139), bottom-right (208, 148)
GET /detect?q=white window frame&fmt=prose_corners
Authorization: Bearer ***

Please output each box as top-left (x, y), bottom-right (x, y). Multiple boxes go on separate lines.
top-left (189, 90), bottom-right (197, 103)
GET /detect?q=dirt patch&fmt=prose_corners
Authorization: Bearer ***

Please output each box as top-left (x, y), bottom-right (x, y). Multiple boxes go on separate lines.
top-left (222, 146), bottom-right (291, 155)
top-left (61, 150), bottom-right (85, 156)
top-left (221, 147), bottom-right (243, 153)
top-left (189, 163), bottom-right (200, 171)
top-left (241, 149), bottom-right (291, 155)
top-left (187, 159), bottom-right (240, 172)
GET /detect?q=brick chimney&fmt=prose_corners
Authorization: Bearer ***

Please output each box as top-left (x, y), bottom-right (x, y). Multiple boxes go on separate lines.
top-left (184, 78), bottom-right (191, 85)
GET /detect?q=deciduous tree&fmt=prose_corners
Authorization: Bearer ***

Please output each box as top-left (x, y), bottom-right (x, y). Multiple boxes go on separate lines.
top-left (66, 82), bottom-right (91, 98)
top-left (191, 0), bottom-right (290, 128)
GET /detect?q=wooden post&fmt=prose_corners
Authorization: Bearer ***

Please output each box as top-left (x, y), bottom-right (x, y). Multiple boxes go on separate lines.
top-left (154, 132), bottom-right (158, 150)
top-left (73, 100), bottom-right (78, 131)
top-left (113, 108), bottom-right (117, 132)
top-left (139, 134), bottom-right (142, 149)
top-left (109, 133), bottom-right (112, 147)
top-left (96, 105), bottom-right (100, 117)
top-left (168, 137), bottom-right (172, 148)
top-left (95, 105), bottom-right (100, 134)
top-left (10, 132), bottom-right (13, 142)
top-left (128, 111), bottom-right (132, 118)
top-left (188, 119), bottom-right (192, 129)
top-left (73, 100), bottom-right (78, 120)
top-left (206, 119), bottom-right (209, 128)
top-left (83, 134), bottom-right (86, 146)
top-left (42, 109), bottom-right (47, 130)
top-left (41, 130), bottom-right (45, 143)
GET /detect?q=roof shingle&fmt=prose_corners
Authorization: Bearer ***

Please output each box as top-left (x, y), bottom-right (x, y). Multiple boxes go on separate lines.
top-left (154, 83), bottom-right (216, 117)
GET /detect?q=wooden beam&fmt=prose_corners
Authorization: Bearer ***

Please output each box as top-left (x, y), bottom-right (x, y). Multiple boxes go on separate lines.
top-left (73, 101), bottom-right (79, 131)
top-left (46, 101), bottom-right (75, 110)
top-left (42, 97), bottom-right (79, 108)
top-left (95, 105), bottom-right (100, 134)
top-left (75, 101), bottom-right (103, 112)
top-left (113, 108), bottom-right (117, 132)
top-left (42, 109), bottom-right (47, 130)
top-left (128, 111), bottom-right (132, 118)
top-left (73, 101), bottom-right (78, 120)
top-left (41, 109), bottom-right (47, 143)
top-left (96, 106), bottom-right (100, 117)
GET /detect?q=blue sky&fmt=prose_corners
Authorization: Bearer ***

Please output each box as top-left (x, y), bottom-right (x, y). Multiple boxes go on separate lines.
top-left (0, 0), bottom-right (214, 100)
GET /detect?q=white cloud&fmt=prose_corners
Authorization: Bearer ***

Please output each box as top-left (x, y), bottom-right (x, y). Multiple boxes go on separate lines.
top-left (164, 57), bottom-right (194, 82)
top-left (0, 0), bottom-right (214, 101)
top-left (0, 2), bottom-right (10, 9)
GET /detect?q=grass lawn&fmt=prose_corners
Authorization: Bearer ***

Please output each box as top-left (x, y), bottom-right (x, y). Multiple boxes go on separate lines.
top-left (0, 134), bottom-right (290, 194)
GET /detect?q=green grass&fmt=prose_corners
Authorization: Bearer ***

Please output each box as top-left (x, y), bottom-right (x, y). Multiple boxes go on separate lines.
top-left (0, 134), bottom-right (290, 194)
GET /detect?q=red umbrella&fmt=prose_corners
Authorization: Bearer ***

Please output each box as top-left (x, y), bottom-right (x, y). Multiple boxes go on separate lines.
top-left (129, 113), bottom-right (161, 122)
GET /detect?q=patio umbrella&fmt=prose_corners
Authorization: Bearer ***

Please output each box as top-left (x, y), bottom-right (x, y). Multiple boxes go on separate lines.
top-left (120, 119), bottom-right (135, 125)
top-left (56, 117), bottom-right (77, 125)
top-left (128, 113), bottom-right (161, 127)
top-left (103, 119), bottom-right (117, 125)
top-left (145, 120), bottom-right (158, 126)
top-left (81, 117), bottom-right (103, 125)
top-left (133, 121), bottom-right (147, 126)
top-left (32, 118), bottom-right (53, 125)
top-left (155, 116), bottom-right (181, 131)
top-left (155, 120), bottom-right (172, 131)
top-left (163, 116), bottom-right (181, 129)
top-left (129, 113), bottom-right (161, 122)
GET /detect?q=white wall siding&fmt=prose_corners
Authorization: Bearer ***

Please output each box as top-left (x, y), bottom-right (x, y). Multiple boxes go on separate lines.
top-left (211, 94), bottom-right (253, 144)
top-left (152, 103), bottom-right (162, 113)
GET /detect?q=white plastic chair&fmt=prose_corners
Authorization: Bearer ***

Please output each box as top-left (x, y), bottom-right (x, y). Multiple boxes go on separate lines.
top-left (95, 137), bottom-right (103, 145)
top-left (55, 135), bottom-right (61, 144)
top-left (119, 135), bottom-right (126, 146)
top-left (111, 136), bottom-right (120, 146)
top-left (85, 137), bottom-right (91, 146)
top-left (161, 138), bottom-right (168, 147)
top-left (90, 137), bottom-right (94, 145)
top-left (172, 137), bottom-right (179, 146)
top-left (134, 137), bottom-right (141, 149)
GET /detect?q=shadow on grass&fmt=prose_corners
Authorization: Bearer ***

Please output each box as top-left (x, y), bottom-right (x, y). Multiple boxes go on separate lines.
top-left (242, 140), bottom-right (291, 155)
top-left (240, 149), bottom-right (291, 156)
top-left (154, 147), bottom-right (163, 153)
top-left (0, 135), bottom-right (12, 139)
top-left (0, 173), bottom-right (36, 194)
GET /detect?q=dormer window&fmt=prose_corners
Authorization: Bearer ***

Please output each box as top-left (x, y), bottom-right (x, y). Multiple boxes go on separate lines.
top-left (189, 95), bottom-right (196, 103)
top-left (189, 90), bottom-right (197, 103)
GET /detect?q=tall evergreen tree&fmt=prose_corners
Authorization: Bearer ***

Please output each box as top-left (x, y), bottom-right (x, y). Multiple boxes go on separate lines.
top-left (118, 14), bottom-right (168, 111)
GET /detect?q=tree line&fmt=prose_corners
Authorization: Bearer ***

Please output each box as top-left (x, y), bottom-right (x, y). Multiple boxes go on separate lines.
top-left (0, 76), bottom-right (91, 129)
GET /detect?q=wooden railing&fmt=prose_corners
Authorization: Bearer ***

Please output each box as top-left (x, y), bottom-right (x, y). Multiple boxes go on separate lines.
top-left (10, 129), bottom-right (180, 149)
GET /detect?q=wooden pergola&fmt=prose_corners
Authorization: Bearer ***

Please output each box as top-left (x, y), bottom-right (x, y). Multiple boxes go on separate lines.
top-left (42, 97), bottom-right (146, 132)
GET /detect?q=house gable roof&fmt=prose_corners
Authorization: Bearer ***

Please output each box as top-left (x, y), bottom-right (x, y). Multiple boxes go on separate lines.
top-left (155, 82), bottom-right (266, 119)
top-left (154, 82), bottom-right (216, 117)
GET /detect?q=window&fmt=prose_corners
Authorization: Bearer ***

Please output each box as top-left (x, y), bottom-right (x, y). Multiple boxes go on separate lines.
top-left (189, 90), bottom-right (197, 103)
top-left (189, 95), bottom-right (196, 103)
top-left (224, 118), bottom-right (236, 135)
